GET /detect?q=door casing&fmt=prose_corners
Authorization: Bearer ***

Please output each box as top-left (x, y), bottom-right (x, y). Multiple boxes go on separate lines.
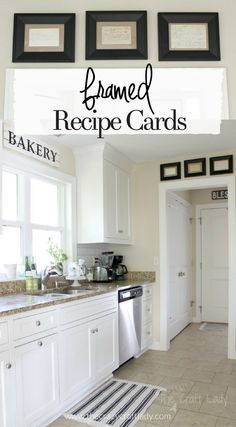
top-left (159, 176), bottom-right (236, 359)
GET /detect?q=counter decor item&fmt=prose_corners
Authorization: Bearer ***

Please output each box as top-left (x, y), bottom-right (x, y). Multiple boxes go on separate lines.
top-left (210, 155), bottom-right (233, 175)
top-left (184, 158), bottom-right (206, 177)
top-left (86, 10), bottom-right (147, 59)
top-left (158, 12), bottom-right (220, 61)
top-left (160, 161), bottom-right (181, 181)
top-left (66, 259), bottom-right (87, 286)
top-left (12, 13), bottom-right (75, 62)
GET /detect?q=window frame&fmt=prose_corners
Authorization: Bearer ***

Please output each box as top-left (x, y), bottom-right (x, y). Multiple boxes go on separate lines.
top-left (0, 150), bottom-right (76, 276)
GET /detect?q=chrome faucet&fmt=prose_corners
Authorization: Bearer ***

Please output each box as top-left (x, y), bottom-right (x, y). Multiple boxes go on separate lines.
top-left (41, 266), bottom-right (63, 290)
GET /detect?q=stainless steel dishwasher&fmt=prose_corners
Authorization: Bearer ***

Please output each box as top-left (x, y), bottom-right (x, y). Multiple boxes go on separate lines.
top-left (118, 286), bottom-right (143, 366)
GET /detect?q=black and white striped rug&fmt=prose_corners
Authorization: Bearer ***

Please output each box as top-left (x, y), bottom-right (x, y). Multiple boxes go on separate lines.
top-left (65, 379), bottom-right (164, 427)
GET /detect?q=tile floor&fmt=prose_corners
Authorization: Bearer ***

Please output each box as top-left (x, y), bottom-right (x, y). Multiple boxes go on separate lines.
top-left (49, 323), bottom-right (236, 427)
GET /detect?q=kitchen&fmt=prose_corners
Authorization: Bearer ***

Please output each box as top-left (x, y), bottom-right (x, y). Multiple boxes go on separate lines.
top-left (1, 0), bottom-right (236, 426)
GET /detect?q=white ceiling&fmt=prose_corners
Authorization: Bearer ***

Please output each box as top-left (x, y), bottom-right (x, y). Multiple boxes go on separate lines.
top-left (53, 120), bottom-right (236, 163)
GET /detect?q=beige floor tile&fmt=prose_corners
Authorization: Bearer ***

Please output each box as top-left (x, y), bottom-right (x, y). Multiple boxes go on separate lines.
top-left (225, 386), bottom-right (236, 402)
top-left (216, 417), bottom-right (236, 426)
top-left (157, 365), bottom-right (185, 378)
top-left (200, 396), bottom-right (236, 420)
top-left (182, 368), bottom-right (215, 383)
top-left (170, 409), bottom-right (217, 427)
top-left (190, 382), bottom-right (227, 398)
top-left (159, 377), bottom-right (194, 395)
top-left (213, 373), bottom-right (236, 387)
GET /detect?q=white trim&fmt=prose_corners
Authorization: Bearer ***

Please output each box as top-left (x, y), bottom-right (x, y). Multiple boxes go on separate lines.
top-left (0, 150), bottom-right (77, 269)
top-left (159, 176), bottom-right (236, 359)
top-left (195, 202), bottom-right (228, 323)
top-left (149, 341), bottom-right (162, 350)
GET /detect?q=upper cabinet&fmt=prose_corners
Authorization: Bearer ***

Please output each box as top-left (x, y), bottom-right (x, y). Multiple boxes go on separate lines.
top-left (75, 143), bottom-right (132, 244)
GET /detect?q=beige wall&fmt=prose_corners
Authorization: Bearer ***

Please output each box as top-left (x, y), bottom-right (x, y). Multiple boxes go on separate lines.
top-left (1, 0), bottom-right (236, 118)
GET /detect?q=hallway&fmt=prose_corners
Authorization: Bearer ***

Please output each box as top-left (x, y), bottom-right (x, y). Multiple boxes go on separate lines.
top-left (50, 323), bottom-right (236, 427)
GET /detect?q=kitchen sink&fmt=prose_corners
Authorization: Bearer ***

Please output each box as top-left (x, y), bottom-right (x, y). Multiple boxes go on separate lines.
top-left (59, 288), bottom-right (100, 295)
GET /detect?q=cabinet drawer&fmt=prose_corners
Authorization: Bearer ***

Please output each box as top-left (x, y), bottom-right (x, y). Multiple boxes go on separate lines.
top-left (60, 295), bottom-right (117, 326)
top-left (142, 285), bottom-right (153, 299)
top-left (13, 310), bottom-right (57, 341)
top-left (141, 322), bottom-right (153, 350)
top-left (142, 299), bottom-right (153, 324)
top-left (0, 321), bottom-right (9, 346)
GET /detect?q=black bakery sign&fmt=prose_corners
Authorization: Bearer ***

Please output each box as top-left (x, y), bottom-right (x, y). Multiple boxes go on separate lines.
top-left (3, 130), bottom-right (60, 167)
top-left (211, 189), bottom-right (228, 200)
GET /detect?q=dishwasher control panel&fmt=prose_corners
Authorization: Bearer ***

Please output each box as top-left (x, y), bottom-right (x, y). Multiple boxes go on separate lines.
top-left (118, 286), bottom-right (143, 302)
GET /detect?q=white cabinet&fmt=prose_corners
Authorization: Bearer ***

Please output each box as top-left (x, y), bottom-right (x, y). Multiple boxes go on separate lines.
top-left (14, 334), bottom-right (59, 427)
top-left (59, 310), bottom-right (118, 404)
top-left (104, 161), bottom-right (130, 241)
top-left (141, 285), bottom-right (153, 351)
top-left (59, 322), bottom-right (93, 402)
top-left (76, 143), bottom-right (132, 244)
top-left (0, 350), bottom-right (15, 427)
top-left (93, 312), bottom-right (118, 380)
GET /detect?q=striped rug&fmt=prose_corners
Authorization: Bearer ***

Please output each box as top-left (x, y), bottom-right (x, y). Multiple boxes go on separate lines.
top-left (65, 379), bottom-right (164, 427)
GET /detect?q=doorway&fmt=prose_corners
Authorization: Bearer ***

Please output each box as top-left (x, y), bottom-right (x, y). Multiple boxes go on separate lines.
top-left (159, 176), bottom-right (236, 359)
top-left (197, 204), bottom-right (228, 323)
top-left (167, 192), bottom-right (192, 340)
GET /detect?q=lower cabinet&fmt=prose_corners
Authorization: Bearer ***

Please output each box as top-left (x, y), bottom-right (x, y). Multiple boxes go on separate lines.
top-left (14, 334), bottom-right (59, 427)
top-left (0, 350), bottom-right (15, 427)
top-left (59, 311), bottom-right (118, 403)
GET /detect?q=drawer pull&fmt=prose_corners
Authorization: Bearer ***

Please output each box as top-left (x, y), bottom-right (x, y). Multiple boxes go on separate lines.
top-left (118, 230), bottom-right (123, 233)
top-left (147, 308), bottom-right (151, 312)
top-left (95, 328), bottom-right (98, 333)
top-left (36, 320), bottom-right (41, 327)
top-left (6, 363), bottom-right (12, 369)
top-left (38, 341), bottom-right (43, 347)
top-left (147, 331), bottom-right (151, 336)
top-left (146, 290), bottom-right (150, 294)
top-left (91, 329), bottom-right (96, 334)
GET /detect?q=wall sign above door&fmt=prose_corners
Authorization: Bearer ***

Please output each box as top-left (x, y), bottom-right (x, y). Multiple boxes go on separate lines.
top-left (211, 190), bottom-right (228, 200)
top-left (3, 129), bottom-right (60, 167)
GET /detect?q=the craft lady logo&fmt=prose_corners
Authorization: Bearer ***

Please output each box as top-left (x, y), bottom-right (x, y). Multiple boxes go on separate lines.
top-left (53, 64), bottom-right (187, 139)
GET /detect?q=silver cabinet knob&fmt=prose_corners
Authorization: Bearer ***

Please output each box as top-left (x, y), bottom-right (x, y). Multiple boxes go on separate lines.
top-left (36, 320), bottom-right (41, 326)
top-left (147, 308), bottom-right (151, 312)
top-left (95, 328), bottom-right (98, 333)
top-left (6, 363), bottom-right (12, 369)
top-left (147, 331), bottom-right (151, 336)
top-left (118, 230), bottom-right (123, 233)
top-left (91, 329), bottom-right (96, 334)
top-left (38, 341), bottom-right (43, 347)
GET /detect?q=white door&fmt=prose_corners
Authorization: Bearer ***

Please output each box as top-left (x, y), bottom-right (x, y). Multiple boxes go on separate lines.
top-left (15, 334), bottom-right (59, 427)
top-left (0, 350), bottom-right (15, 427)
top-left (167, 194), bottom-right (192, 340)
top-left (59, 322), bottom-right (93, 403)
top-left (201, 207), bottom-right (228, 322)
top-left (93, 312), bottom-right (118, 380)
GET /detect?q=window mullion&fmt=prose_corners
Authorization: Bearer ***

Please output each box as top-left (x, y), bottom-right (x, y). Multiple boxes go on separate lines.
top-left (23, 174), bottom-right (31, 257)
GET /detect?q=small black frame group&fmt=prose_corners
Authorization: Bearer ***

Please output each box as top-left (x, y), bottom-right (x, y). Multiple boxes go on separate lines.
top-left (160, 155), bottom-right (233, 181)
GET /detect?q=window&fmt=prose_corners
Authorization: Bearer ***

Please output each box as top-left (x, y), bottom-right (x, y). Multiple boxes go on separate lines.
top-left (0, 168), bottom-right (69, 279)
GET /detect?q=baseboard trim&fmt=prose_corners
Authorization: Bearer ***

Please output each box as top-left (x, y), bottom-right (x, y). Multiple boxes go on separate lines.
top-left (149, 341), bottom-right (162, 350)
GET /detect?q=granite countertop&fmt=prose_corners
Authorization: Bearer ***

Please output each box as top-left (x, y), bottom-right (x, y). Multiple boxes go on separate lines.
top-left (0, 279), bottom-right (154, 317)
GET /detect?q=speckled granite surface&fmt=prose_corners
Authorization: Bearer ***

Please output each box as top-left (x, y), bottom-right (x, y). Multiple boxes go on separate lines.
top-left (0, 272), bottom-right (155, 317)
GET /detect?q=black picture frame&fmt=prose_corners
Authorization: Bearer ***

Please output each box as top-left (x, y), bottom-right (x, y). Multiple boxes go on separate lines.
top-left (86, 11), bottom-right (147, 60)
top-left (210, 155), bottom-right (233, 175)
top-left (158, 12), bottom-right (220, 61)
top-left (184, 158), bottom-right (206, 178)
top-left (12, 13), bottom-right (75, 62)
top-left (160, 162), bottom-right (181, 181)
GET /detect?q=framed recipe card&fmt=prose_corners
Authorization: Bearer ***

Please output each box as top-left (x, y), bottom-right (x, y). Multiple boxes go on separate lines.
top-left (158, 12), bottom-right (220, 61)
top-left (160, 162), bottom-right (181, 181)
top-left (86, 11), bottom-right (147, 59)
top-left (12, 13), bottom-right (75, 62)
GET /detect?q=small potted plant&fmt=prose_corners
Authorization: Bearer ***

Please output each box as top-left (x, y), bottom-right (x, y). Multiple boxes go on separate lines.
top-left (47, 238), bottom-right (68, 275)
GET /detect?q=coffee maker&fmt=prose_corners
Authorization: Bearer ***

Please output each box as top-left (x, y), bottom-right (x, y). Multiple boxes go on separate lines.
top-left (112, 255), bottom-right (128, 280)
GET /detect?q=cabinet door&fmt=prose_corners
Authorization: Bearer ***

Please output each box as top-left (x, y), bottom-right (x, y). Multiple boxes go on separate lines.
top-left (104, 160), bottom-right (117, 239)
top-left (15, 334), bottom-right (59, 427)
top-left (116, 167), bottom-right (130, 240)
top-left (0, 351), bottom-right (15, 427)
top-left (104, 161), bottom-right (130, 241)
top-left (59, 322), bottom-right (93, 402)
top-left (93, 312), bottom-right (118, 381)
